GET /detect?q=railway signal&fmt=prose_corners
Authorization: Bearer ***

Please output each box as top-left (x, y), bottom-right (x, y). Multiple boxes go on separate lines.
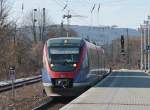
top-left (121, 35), bottom-right (125, 52)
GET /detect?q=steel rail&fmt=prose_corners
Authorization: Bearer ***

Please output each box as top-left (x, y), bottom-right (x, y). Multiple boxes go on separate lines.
top-left (0, 75), bottom-right (42, 92)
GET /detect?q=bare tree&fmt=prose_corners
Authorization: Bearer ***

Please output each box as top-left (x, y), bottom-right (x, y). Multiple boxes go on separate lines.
top-left (104, 37), bottom-right (141, 69)
top-left (24, 8), bottom-right (53, 43)
top-left (37, 8), bottom-right (53, 42)
top-left (0, 0), bottom-right (17, 80)
top-left (0, 0), bottom-right (11, 30)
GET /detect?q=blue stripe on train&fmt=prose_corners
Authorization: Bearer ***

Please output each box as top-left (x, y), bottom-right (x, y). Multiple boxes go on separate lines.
top-left (42, 68), bottom-right (52, 83)
top-left (74, 67), bottom-right (89, 83)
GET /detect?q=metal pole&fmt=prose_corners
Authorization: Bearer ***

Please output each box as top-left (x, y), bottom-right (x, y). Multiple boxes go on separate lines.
top-left (144, 25), bottom-right (147, 71)
top-left (60, 20), bottom-right (64, 36)
top-left (148, 24), bottom-right (150, 72)
top-left (148, 16), bottom-right (150, 72)
top-left (67, 10), bottom-right (70, 37)
top-left (33, 9), bottom-right (37, 43)
top-left (127, 28), bottom-right (129, 68)
top-left (140, 25), bottom-right (143, 70)
top-left (12, 76), bottom-right (15, 99)
top-left (112, 40), bottom-right (114, 63)
top-left (42, 8), bottom-right (46, 43)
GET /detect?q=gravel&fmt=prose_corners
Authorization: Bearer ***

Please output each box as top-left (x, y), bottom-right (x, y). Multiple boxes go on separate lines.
top-left (0, 82), bottom-right (46, 110)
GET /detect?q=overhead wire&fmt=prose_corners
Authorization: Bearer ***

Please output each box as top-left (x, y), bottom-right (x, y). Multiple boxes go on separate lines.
top-left (59, 0), bottom-right (81, 15)
top-left (52, 0), bottom-right (78, 16)
top-left (54, 0), bottom-right (89, 24)
top-left (97, 3), bottom-right (101, 26)
top-left (53, 0), bottom-right (67, 12)
top-left (52, 0), bottom-right (128, 26)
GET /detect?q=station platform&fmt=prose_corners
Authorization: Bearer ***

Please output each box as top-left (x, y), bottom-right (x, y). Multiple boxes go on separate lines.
top-left (61, 70), bottom-right (150, 110)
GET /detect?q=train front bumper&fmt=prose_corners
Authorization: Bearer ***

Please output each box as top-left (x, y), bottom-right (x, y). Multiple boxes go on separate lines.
top-left (43, 82), bottom-right (90, 96)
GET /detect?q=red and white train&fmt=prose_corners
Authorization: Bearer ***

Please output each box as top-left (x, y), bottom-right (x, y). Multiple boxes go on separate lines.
top-left (42, 37), bottom-right (108, 96)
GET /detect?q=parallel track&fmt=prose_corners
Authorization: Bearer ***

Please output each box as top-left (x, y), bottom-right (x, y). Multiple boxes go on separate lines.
top-left (32, 72), bottom-right (111, 110)
top-left (0, 76), bottom-right (42, 93)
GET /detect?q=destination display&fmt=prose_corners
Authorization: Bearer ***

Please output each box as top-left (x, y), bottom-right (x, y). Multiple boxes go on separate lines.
top-left (50, 48), bottom-right (79, 54)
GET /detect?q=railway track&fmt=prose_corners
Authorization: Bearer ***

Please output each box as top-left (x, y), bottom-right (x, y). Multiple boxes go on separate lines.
top-left (32, 97), bottom-right (76, 110)
top-left (0, 75), bottom-right (42, 93)
top-left (32, 71), bottom-right (111, 110)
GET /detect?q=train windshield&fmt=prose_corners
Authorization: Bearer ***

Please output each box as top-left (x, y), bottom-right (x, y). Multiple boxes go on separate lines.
top-left (49, 47), bottom-right (80, 72)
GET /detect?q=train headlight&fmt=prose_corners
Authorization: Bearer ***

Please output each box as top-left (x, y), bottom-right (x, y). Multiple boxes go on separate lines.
top-left (50, 64), bottom-right (54, 67)
top-left (73, 64), bottom-right (77, 67)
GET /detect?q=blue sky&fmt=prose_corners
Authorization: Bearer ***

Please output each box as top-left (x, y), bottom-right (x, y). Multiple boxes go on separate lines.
top-left (11, 0), bottom-right (150, 28)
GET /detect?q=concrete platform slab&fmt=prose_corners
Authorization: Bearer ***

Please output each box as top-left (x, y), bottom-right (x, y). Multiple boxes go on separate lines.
top-left (61, 71), bottom-right (150, 110)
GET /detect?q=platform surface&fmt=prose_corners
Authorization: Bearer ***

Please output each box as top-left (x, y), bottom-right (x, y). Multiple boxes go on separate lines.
top-left (61, 71), bottom-right (150, 110)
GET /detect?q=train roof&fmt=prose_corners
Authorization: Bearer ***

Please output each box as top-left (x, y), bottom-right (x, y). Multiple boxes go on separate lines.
top-left (47, 37), bottom-right (85, 47)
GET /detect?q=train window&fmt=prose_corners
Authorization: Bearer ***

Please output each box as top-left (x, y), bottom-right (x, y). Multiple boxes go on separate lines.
top-left (49, 48), bottom-right (80, 63)
top-left (49, 54), bottom-right (80, 72)
top-left (50, 54), bottom-right (79, 63)
top-left (48, 47), bottom-right (80, 72)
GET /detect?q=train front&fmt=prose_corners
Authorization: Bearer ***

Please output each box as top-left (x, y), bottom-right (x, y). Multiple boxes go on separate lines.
top-left (42, 38), bottom-right (86, 96)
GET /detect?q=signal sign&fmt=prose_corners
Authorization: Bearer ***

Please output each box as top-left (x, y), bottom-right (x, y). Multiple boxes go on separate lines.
top-left (146, 45), bottom-right (150, 50)
top-left (121, 35), bottom-right (124, 52)
top-left (9, 66), bottom-right (16, 80)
